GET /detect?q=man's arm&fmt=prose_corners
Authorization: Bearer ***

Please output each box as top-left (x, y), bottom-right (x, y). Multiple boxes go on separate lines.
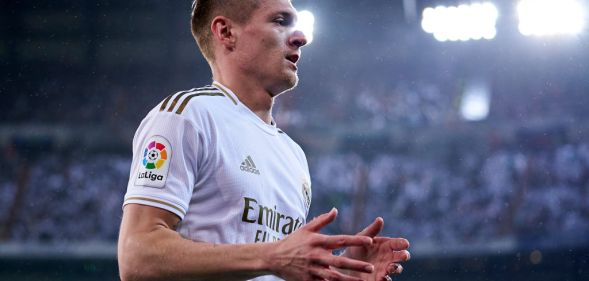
top-left (118, 205), bottom-right (376, 281)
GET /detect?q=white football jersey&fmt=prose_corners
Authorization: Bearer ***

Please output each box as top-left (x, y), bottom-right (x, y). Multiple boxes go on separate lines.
top-left (124, 81), bottom-right (312, 281)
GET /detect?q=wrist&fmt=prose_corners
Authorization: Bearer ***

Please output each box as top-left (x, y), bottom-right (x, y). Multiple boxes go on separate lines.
top-left (257, 241), bottom-right (281, 277)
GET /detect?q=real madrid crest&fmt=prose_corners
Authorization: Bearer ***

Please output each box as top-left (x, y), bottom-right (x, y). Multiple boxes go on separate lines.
top-left (302, 180), bottom-right (312, 211)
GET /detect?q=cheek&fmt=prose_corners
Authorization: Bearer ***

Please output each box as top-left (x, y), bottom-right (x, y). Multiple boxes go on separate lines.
top-left (258, 38), bottom-right (284, 65)
top-left (260, 30), bottom-right (285, 49)
top-left (257, 40), bottom-right (278, 56)
top-left (247, 38), bottom-right (275, 59)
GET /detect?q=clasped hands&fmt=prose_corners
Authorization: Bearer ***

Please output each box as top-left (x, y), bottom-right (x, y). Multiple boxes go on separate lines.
top-left (267, 208), bottom-right (410, 281)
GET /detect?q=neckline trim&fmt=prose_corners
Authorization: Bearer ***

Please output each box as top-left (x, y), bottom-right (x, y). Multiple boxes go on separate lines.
top-left (211, 80), bottom-right (279, 136)
top-left (212, 81), bottom-right (238, 106)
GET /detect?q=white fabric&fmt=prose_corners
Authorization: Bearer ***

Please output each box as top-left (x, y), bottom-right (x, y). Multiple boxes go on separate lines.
top-left (124, 81), bottom-right (311, 281)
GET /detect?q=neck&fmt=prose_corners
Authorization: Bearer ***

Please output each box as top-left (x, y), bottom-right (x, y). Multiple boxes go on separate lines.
top-left (212, 65), bottom-right (274, 125)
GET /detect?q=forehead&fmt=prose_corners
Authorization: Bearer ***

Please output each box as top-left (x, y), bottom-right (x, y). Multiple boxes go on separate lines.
top-left (254, 0), bottom-right (297, 18)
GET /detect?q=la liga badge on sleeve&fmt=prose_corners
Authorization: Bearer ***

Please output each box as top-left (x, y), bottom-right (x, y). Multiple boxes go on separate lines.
top-left (135, 135), bottom-right (172, 188)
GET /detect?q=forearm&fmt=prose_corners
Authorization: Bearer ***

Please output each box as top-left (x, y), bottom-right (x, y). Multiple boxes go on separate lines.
top-left (118, 224), bottom-right (274, 281)
top-left (118, 204), bottom-right (273, 281)
top-left (118, 206), bottom-right (376, 281)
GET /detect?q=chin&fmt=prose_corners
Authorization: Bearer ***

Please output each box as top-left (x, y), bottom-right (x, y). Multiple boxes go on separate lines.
top-left (271, 73), bottom-right (299, 97)
top-left (286, 73), bottom-right (299, 89)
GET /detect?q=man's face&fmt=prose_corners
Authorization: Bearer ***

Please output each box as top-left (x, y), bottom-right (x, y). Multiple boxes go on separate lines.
top-left (233, 0), bottom-right (307, 96)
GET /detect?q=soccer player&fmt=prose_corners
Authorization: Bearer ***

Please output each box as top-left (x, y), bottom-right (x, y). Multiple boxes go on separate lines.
top-left (117, 0), bottom-right (410, 280)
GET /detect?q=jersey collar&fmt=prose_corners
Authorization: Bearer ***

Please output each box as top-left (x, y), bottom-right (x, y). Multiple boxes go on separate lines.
top-left (212, 80), bottom-right (279, 136)
top-left (212, 81), bottom-right (239, 106)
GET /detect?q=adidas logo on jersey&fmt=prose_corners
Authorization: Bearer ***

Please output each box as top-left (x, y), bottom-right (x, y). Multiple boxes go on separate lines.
top-left (240, 155), bottom-right (260, 175)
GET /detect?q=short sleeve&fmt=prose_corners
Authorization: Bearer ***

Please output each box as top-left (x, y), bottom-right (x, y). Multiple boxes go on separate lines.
top-left (123, 111), bottom-right (202, 219)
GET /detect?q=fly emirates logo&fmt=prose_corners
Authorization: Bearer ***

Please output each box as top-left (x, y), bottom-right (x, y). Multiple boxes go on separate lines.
top-left (241, 197), bottom-right (305, 243)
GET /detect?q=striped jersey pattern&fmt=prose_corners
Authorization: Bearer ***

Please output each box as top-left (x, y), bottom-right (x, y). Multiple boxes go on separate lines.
top-left (159, 86), bottom-right (224, 114)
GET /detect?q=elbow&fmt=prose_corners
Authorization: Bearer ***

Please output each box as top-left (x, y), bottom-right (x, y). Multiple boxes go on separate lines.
top-left (118, 236), bottom-right (165, 281)
top-left (118, 261), bottom-right (147, 281)
top-left (119, 268), bottom-right (156, 281)
top-left (119, 266), bottom-right (140, 281)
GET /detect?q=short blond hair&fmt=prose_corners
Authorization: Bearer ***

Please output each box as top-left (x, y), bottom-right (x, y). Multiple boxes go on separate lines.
top-left (191, 0), bottom-right (261, 62)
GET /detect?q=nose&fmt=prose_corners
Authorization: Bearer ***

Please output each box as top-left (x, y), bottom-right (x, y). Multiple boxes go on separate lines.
top-left (289, 30), bottom-right (307, 48)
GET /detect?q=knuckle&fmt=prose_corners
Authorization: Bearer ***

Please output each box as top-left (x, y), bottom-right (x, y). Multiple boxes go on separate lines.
top-left (307, 268), bottom-right (320, 280)
top-left (308, 251), bottom-right (320, 261)
top-left (311, 249), bottom-right (328, 262)
top-left (313, 234), bottom-right (325, 244)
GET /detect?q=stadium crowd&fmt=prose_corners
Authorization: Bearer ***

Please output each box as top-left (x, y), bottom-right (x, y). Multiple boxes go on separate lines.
top-left (0, 151), bottom-right (129, 242)
top-left (310, 141), bottom-right (589, 247)
top-left (1, 133), bottom-right (588, 249)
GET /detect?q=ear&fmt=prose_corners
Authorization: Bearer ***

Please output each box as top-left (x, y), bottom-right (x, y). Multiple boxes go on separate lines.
top-left (211, 16), bottom-right (237, 51)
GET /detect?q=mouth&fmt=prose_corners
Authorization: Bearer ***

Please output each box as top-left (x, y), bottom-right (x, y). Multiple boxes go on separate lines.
top-left (285, 54), bottom-right (300, 65)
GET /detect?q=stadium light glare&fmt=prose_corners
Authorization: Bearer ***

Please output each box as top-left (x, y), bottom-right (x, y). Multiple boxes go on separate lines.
top-left (296, 10), bottom-right (315, 44)
top-left (517, 0), bottom-right (586, 37)
top-left (460, 80), bottom-right (491, 122)
top-left (421, 2), bottom-right (498, 42)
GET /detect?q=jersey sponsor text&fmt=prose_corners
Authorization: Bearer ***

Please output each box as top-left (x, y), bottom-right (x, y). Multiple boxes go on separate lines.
top-left (242, 197), bottom-right (304, 242)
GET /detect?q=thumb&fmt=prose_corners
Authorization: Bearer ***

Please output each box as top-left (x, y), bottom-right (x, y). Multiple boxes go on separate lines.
top-left (357, 217), bottom-right (384, 238)
top-left (303, 208), bottom-right (338, 232)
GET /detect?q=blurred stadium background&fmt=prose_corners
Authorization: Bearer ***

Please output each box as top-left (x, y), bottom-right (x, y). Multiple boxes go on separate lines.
top-left (1, 0), bottom-right (589, 280)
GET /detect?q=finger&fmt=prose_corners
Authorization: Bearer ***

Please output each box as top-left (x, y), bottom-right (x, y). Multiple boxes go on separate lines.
top-left (392, 250), bottom-right (411, 262)
top-left (387, 263), bottom-right (403, 275)
top-left (356, 217), bottom-right (384, 238)
top-left (310, 266), bottom-right (365, 281)
top-left (374, 237), bottom-right (410, 251)
top-left (303, 208), bottom-right (338, 232)
top-left (316, 234), bottom-right (373, 249)
top-left (315, 255), bottom-right (374, 274)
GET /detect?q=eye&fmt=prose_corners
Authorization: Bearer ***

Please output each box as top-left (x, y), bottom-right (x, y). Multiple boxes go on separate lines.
top-left (274, 17), bottom-right (293, 27)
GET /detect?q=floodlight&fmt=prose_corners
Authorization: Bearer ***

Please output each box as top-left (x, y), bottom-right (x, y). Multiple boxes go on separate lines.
top-left (460, 80), bottom-right (491, 121)
top-left (296, 10), bottom-right (315, 44)
top-left (421, 2), bottom-right (499, 42)
top-left (517, 0), bottom-right (586, 36)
